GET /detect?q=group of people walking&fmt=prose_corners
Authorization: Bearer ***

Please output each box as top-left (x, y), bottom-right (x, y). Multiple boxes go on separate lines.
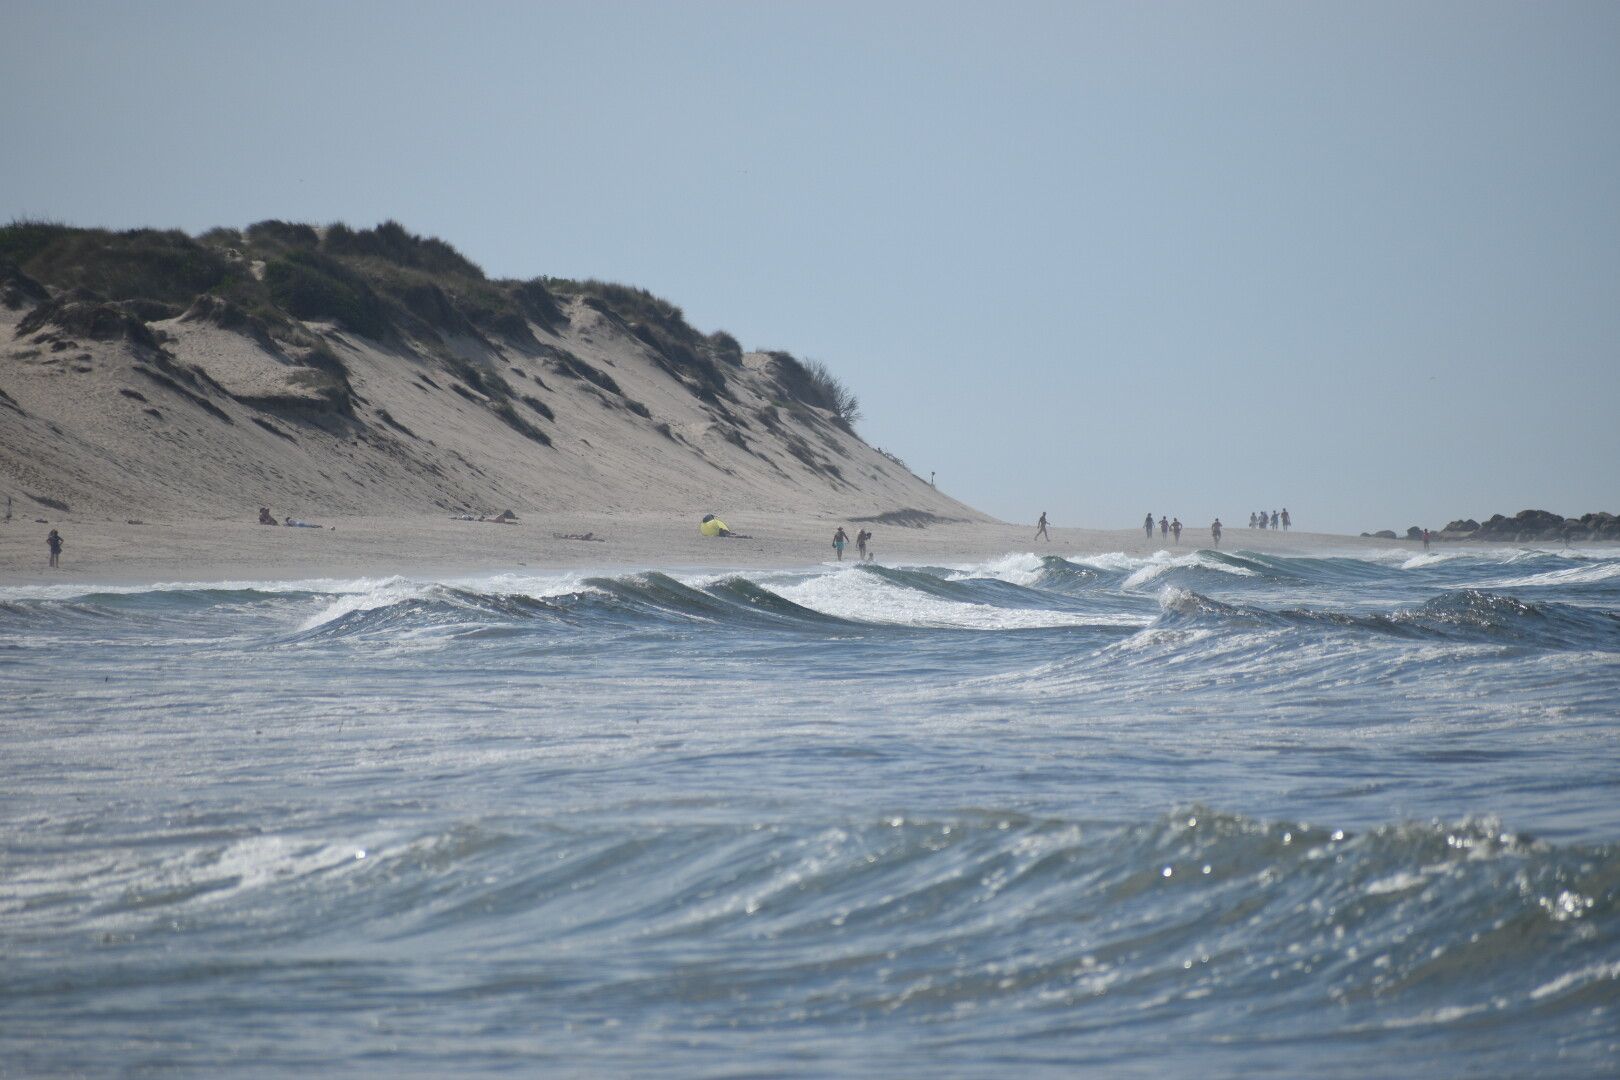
top-left (832, 526), bottom-right (875, 562)
top-left (1249, 509), bottom-right (1290, 531)
top-left (1037, 512), bottom-right (1226, 546)
top-left (1141, 514), bottom-right (1187, 544)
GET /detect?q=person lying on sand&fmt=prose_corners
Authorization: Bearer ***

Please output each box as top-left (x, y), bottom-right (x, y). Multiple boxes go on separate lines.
top-left (283, 517), bottom-right (323, 528)
top-left (553, 532), bottom-right (606, 542)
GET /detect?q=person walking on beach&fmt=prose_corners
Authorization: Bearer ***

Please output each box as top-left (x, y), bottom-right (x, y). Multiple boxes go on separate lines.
top-left (1035, 512), bottom-right (1049, 542)
top-left (46, 528), bottom-right (63, 569)
top-left (1422, 528), bottom-right (1431, 551)
top-left (1159, 515), bottom-right (1169, 539)
top-left (1249, 512), bottom-right (1258, 529)
top-left (1271, 510), bottom-right (1280, 530)
top-left (1281, 508), bottom-right (1291, 531)
top-left (833, 527), bottom-right (848, 561)
top-left (1144, 513), bottom-right (1154, 541)
top-left (1211, 518), bottom-right (1223, 546)
top-left (856, 528), bottom-right (871, 560)
top-left (1171, 518), bottom-right (1182, 544)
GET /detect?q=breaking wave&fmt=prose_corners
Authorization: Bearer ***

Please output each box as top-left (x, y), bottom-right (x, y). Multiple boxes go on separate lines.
top-left (4, 544), bottom-right (1620, 1076)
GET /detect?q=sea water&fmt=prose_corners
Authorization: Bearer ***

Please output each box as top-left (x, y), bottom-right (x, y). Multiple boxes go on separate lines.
top-left (2, 546), bottom-right (1618, 1076)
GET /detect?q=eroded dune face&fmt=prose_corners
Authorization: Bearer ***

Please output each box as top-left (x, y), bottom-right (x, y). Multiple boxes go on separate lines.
top-left (0, 221), bottom-right (979, 523)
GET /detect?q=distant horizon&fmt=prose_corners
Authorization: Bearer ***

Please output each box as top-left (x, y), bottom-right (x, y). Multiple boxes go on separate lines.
top-left (4, 1), bottom-right (1617, 533)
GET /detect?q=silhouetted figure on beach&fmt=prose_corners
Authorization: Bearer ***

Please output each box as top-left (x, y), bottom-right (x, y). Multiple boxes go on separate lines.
top-left (1144, 513), bottom-right (1154, 541)
top-left (1035, 512), bottom-right (1049, 541)
top-left (856, 528), bottom-right (872, 560)
top-left (46, 528), bottom-right (63, 569)
top-left (1159, 515), bottom-right (1169, 539)
top-left (1249, 512), bottom-right (1258, 529)
top-left (833, 527), bottom-right (848, 561)
top-left (1271, 510), bottom-right (1279, 529)
top-left (1171, 518), bottom-right (1182, 544)
top-left (1281, 508), bottom-right (1291, 531)
top-left (1211, 519), bottom-right (1222, 546)
top-left (1422, 528), bottom-right (1431, 551)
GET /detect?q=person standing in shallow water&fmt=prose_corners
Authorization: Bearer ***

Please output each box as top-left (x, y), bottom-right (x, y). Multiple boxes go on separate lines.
top-left (46, 528), bottom-right (63, 569)
top-left (832, 527), bottom-right (848, 561)
top-left (1035, 512), bottom-right (1049, 542)
top-left (1211, 519), bottom-right (1222, 546)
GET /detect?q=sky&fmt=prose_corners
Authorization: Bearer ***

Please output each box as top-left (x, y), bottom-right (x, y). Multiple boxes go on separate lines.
top-left (3, 1), bottom-right (1617, 533)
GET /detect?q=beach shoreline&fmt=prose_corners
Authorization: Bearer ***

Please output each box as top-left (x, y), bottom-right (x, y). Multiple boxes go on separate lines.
top-left (0, 512), bottom-right (1554, 589)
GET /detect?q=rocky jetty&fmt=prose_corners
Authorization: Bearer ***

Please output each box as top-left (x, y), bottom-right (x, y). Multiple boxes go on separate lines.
top-left (1443, 510), bottom-right (1620, 543)
top-left (1364, 510), bottom-right (1620, 543)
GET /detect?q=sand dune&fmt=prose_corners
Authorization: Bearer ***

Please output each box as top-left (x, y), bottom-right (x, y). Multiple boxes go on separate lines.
top-left (0, 222), bottom-right (1010, 582)
top-left (0, 289), bottom-right (969, 523)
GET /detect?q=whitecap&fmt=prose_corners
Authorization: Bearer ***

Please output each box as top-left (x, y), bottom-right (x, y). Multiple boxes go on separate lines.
top-left (1476, 561), bottom-right (1620, 589)
top-left (1528, 959), bottom-right (1620, 1000)
top-left (773, 566), bottom-right (1148, 631)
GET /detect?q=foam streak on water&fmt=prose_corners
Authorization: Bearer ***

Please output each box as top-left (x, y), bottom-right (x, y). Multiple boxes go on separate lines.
top-left (2, 547), bottom-right (1618, 1076)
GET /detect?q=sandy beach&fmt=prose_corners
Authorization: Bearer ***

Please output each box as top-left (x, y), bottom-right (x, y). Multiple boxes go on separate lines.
top-left (0, 512), bottom-right (1427, 587)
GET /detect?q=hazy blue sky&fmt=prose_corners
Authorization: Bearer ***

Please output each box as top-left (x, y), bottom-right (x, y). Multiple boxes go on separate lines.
top-left (4, 1), bottom-right (1617, 532)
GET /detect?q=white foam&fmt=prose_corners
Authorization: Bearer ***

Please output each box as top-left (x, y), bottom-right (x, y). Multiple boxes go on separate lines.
top-left (452, 569), bottom-right (595, 599)
top-left (1379, 1003), bottom-right (1491, 1029)
top-left (1121, 551), bottom-right (1257, 591)
top-left (948, 551), bottom-right (1049, 588)
top-left (0, 573), bottom-right (422, 603)
top-left (295, 576), bottom-right (433, 631)
top-left (1354, 547), bottom-right (1494, 567)
top-left (1529, 959), bottom-right (1620, 1000)
top-left (292, 571), bottom-right (598, 631)
top-left (1108, 626), bottom-right (1218, 653)
top-left (1477, 561), bottom-right (1620, 588)
top-left (2, 569), bottom-right (599, 607)
top-left (1071, 551), bottom-right (1155, 573)
top-left (773, 567), bottom-right (1149, 631)
top-left (1400, 551), bottom-right (1471, 569)
top-left (0, 832), bottom-right (379, 927)
top-left (1364, 870), bottom-right (1429, 896)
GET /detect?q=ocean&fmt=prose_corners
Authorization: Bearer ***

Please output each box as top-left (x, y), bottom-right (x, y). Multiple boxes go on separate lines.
top-left (3, 545), bottom-right (1618, 1077)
